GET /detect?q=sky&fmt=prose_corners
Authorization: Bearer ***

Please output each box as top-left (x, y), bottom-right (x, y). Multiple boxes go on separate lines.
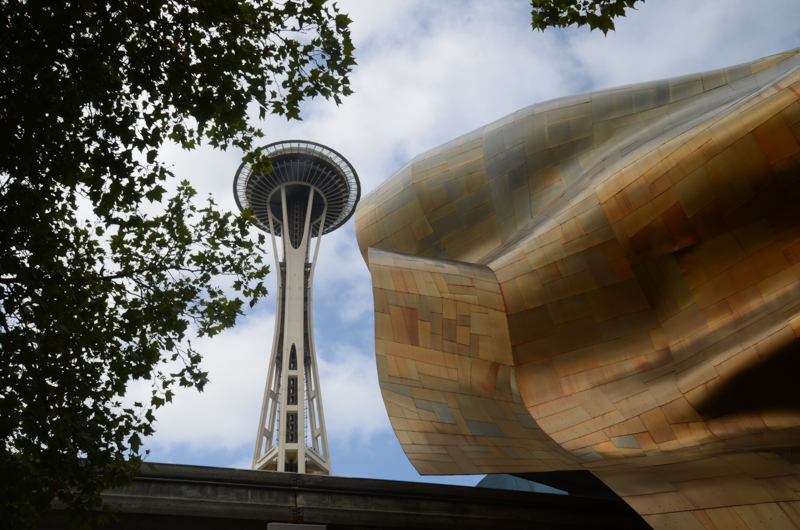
top-left (131, 0), bottom-right (800, 487)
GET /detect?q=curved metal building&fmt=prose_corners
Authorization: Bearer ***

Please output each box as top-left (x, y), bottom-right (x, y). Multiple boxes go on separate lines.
top-left (235, 140), bottom-right (360, 474)
top-left (356, 49), bottom-right (800, 528)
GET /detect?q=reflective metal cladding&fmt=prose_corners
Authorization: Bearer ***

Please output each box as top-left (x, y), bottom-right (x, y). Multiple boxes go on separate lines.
top-left (356, 49), bottom-right (800, 529)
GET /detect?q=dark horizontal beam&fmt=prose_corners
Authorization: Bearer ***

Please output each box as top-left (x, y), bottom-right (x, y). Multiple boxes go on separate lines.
top-left (39, 463), bottom-right (649, 530)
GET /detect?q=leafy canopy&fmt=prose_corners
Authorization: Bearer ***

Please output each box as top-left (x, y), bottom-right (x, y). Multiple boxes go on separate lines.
top-left (0, 0), bottom-right (354, 528)
top-left (530, 0), bottom-right (644, 34)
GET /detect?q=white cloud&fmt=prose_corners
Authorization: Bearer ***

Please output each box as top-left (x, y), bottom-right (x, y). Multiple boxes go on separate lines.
top-left (566, 0), bottom-right (800, 88)
top-left (317, 343), bottom-right (392, 443)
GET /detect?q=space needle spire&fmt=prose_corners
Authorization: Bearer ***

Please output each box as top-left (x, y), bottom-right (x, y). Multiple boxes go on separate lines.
top-left (233, 140), bottom-right (360, 474)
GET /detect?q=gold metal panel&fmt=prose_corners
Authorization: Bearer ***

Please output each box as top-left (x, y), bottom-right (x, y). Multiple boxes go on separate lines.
top-left (357, 49), bottom-right (800, 529)
top-left (367, 248), bottom-right (582, 475)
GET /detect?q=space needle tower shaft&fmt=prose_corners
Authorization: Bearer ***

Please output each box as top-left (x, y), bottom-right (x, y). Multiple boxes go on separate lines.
top-left (233, 141), bottom-right (360, 474)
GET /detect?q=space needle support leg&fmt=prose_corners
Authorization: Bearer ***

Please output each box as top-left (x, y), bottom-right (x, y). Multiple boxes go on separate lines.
top-left (305, 202), bottom-right (330, 469)
top-left (276, 186), bottom-right (291, 472)
top-left (252, 199), bottom-right (284, 470)
top-left (294, 187), bottom-right (315, 473)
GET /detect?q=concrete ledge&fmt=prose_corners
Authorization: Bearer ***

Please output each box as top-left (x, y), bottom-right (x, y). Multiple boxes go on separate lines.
top-left (38, 463), bottom-right (649, 529)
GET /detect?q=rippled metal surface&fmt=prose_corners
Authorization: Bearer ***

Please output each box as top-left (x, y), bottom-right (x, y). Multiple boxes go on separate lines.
top-left (356, 48), bottom-right (800, 529)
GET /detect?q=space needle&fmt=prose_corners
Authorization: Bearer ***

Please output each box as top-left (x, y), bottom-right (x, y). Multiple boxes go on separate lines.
top-left (233, 140), bottom-right (360, 474)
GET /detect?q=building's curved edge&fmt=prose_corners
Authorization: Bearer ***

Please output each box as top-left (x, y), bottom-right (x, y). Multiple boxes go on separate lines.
top-left (355, 48), bottom-right (800, 268)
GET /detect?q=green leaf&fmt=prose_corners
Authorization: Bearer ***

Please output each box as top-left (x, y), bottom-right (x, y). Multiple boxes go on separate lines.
top-left (531, 0), bottom-right (644, 33)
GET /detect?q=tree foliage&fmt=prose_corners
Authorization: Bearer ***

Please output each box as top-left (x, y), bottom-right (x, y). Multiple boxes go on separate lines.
top-left (0, 0), bottom-right (354, 528)
top-left (530, 0), bottom-right (644, 34)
